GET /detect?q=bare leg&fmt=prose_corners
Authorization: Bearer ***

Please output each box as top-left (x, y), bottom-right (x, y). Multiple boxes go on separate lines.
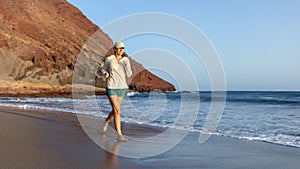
top-left (103, 111), bottom-right (114, 132)
top-left (103, 96), bottom-right (122, 131)
top-left (108, 96), bottom-right (127, 142)
top-left (115, 96), bottom-right (127, 142)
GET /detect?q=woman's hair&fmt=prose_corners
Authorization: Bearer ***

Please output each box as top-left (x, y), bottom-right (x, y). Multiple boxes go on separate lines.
top-left (104, 46), bottom-right (128, 57)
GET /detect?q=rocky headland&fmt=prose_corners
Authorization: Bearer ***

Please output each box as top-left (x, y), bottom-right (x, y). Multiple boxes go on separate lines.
top-left (0, 0), bottom-right (175, 97)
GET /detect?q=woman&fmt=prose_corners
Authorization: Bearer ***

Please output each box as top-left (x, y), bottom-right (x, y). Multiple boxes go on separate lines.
top-left (101, 41), bottom-right (132, 142)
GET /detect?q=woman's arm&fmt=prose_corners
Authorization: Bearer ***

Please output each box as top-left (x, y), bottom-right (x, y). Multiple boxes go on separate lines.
top-left (101, 56), bottom-right (112, 78)
top-left (121, 57), bottom-right (132, 78)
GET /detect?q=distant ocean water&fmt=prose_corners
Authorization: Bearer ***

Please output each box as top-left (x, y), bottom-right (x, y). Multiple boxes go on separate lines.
top-left (1, 91), bottom-right (300, 148)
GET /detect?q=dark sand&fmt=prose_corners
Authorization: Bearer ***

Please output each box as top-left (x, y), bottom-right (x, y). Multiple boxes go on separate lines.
top-left (1, 106), bottom-right (299, 169)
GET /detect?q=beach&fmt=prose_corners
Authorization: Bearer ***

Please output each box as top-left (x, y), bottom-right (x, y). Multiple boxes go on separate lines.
top-left (1, 106), bottom-right (299, 169)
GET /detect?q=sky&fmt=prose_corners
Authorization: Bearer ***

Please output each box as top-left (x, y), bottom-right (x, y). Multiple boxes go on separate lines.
top-left (67, 0), bottom-right (300, 91)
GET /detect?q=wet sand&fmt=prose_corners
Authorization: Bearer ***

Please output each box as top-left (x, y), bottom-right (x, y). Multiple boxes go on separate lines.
top-left (1, 106), bottom-right (299, 169)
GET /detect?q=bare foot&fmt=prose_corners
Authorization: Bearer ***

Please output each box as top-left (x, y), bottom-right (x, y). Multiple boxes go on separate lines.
top-left (118, 135), bottom-right (128, 142)
top-left (102, 123), bottom-right (108, 132)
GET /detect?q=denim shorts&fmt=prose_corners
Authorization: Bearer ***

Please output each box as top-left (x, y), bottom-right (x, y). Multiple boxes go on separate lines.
top-left (106, 88), bottom-right (126, 97)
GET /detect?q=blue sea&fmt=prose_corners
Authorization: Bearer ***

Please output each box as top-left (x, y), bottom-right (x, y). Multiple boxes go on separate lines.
top-left (1, 91), bottom-right (300, 148)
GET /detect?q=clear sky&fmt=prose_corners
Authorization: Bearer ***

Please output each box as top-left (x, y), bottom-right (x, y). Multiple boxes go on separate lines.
top-left (67, 0), bottom-right (300, 91)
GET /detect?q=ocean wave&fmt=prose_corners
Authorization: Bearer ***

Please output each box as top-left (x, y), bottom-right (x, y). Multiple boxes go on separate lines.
top-left (1, 91), bottom-right (300, 149)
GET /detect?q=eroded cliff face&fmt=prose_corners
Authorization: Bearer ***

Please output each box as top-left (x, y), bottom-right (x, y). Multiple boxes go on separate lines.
top-left (0, 0), bottom-right (175, 95)
top-left (0, 0), bottom-right (110, 85)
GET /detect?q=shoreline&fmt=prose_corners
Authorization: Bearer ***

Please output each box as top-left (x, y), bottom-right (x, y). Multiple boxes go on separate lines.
top-left (1, 102), bottom-right (300, 150)
top-left (0, 80), bottom-right (176, 98)
top-left (1, 106), bottom-right (300, 169)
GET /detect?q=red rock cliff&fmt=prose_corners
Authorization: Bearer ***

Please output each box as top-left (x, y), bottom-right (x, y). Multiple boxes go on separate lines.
top-left (0, 0), bottom-right (175, 95)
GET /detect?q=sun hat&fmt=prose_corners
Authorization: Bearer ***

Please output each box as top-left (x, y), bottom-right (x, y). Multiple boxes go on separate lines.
top-left (114, 41), bottom-right (125, 49)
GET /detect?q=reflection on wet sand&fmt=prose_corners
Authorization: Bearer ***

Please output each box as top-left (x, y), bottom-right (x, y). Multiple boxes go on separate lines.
top-left (102, 134), bottom-right (121, 169)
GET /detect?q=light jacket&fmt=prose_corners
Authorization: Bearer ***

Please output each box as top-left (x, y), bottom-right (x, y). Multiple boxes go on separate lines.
top-left (101, 55), bottom-right (132, 89)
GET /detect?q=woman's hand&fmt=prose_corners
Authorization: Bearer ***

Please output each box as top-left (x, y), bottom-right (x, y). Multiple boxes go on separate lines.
top-left (122, 60), bottom-right (128, 66)
top-left (120, 57), bottom-right (129, 66)
top-left (104, 72), bottom-right (109, 78)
